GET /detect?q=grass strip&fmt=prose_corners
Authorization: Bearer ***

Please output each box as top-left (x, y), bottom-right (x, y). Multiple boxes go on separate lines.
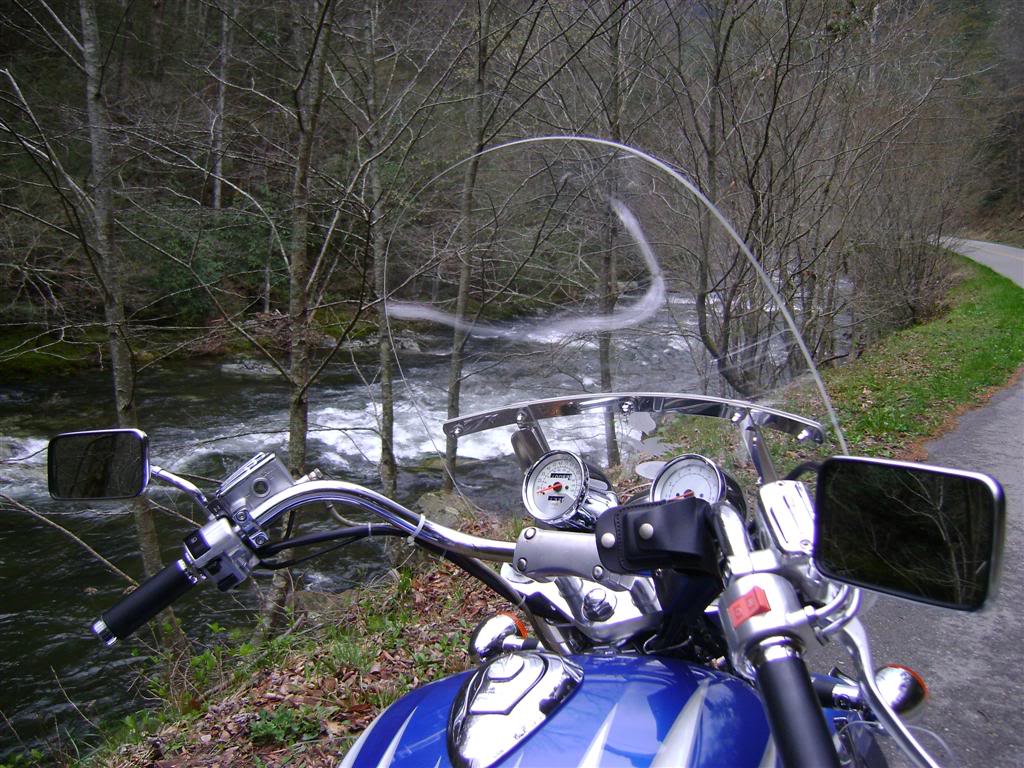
top-left (823, 256), bottom-right (1023, 456)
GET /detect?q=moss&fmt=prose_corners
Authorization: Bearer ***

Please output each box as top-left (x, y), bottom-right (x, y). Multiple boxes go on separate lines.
top-left (0, 329), bottom-right (106, 378)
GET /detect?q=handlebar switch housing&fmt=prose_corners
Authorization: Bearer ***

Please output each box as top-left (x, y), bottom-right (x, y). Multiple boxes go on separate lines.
top-left (719, 568), bottom-right (816, 679)
top-left (183, 517), bottom-right (256, 592)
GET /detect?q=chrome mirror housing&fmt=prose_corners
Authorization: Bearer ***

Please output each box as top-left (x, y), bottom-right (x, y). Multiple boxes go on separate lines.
top-left (47, 429), bottom-right (150, 500)
top-left (814, 456), bottom-right (1004, 611)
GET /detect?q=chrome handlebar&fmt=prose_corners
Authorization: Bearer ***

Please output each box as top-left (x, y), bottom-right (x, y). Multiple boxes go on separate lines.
top-left (248, 479), bottom-right (516, 562)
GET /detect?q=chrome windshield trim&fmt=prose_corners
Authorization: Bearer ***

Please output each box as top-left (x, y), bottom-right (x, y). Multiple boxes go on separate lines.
top-left (443, 392), bottom-right (825, 444)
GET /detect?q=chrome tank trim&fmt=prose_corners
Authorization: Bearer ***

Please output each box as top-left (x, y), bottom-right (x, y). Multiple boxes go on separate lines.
top-left (578, 704), bottom-right (618, 768)
top-left (448, 651), bottom-right (583, 768)
top-left (375, 706), bottom-right (416, 768)
top-left (758, 738), bottom-right (778, 768)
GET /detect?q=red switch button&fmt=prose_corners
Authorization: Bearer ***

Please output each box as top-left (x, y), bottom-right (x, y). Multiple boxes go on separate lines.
top-left (728, 586), bottom-right (771, 628)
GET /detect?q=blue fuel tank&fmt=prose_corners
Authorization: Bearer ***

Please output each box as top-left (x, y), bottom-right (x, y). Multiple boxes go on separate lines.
top-left (340, 654), bottom-right (781, 768)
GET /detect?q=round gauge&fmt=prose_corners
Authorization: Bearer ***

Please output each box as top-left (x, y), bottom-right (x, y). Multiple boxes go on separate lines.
top-left (522, 450), bottom-right (589, 524)
top-left (649, 454), bottom-right (726, 504)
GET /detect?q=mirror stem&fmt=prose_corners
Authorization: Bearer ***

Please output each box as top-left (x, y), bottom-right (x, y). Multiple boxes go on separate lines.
top-left (741, 416), bottom-right (777, 484)
top-left (151, 466), bottom-right (215, 520)
top-left (839, 619), bottom-right (940, 768)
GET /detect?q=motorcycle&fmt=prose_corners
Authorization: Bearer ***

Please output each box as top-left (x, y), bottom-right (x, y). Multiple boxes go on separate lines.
top-left (46, 139), bottom-right (1005, 768)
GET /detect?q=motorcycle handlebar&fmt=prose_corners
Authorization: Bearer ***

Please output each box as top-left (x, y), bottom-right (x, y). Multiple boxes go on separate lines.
top-left (751, 641), bottom-right (841, 768)
top-left (92, 559), bottom-right (196, 645)
top-left (90, 482), bottom-right (516, 646)
top-left (248, 479), bottom-right (517, 562)
top-left (86, 483), bottom-right (850, 765)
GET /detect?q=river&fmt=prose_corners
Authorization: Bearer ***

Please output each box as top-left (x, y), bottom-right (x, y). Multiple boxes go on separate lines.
top-left (0, 310), bottom-right (710, 759)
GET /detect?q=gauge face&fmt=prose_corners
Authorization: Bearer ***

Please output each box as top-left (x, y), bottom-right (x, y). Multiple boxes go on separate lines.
top-left (649, 454), bottom-right (726, 503)
top-left (522, 450), bottom-right (588, 523)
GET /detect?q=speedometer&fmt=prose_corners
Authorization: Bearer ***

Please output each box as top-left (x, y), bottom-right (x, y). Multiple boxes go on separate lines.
top-left (648, 454), bottom-right (726, 504)
top-left (522, 450), bottom-right (589, 525)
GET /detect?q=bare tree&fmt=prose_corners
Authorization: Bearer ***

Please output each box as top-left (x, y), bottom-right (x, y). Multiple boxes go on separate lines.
top-left (284, 0), bottom-right (335, 475)
top-left (442, 0), bottom-right (628, 484)
top-left (529, 0), bottom-right (659, 466)
top-left (209, 0), bottom-right (236, 211)
top-left (605, 0), bottom-right (977, 395)
top-left (0, 0), bottom-right (188, 656)
top-left (326, 0), bottom-right (467, 497)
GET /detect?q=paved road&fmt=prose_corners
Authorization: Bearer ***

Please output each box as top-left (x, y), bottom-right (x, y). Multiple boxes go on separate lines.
top-left (944, 237), bottom-right (1024, 285)
top-left (850, 239), bottom-right (1024, 766)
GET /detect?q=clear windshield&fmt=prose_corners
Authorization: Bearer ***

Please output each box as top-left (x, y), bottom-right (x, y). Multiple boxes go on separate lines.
top-left (382, 138), bottom-right (845, 516)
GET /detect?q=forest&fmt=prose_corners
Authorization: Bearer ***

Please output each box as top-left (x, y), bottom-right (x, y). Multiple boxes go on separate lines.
top-left (2, 0), bottom-right (1020, 616)
top-left (0, 0), bottom-right (1022, 761)
top-left (2, 0), bottom-right (1021, 476)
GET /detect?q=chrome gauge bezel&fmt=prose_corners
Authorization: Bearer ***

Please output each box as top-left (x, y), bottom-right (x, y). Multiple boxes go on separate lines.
top-left (648, 453), bottom-right (727, 504)
top-left (522, 450), bottom-right (589, 526)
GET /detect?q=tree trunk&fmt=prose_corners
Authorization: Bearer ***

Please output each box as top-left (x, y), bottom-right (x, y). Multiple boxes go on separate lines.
top-left (265, 228), bottom-right (273, 313)
top-left (694, 8), bottom-right (731, 395)
top-left (80, 0), bottom-right (187, 659)
top-left (285, 0), bottom-right (332, 479)
top-left (210, 0), bottom-right (234, 210)
top-left (261, 0), bottom-right (333, 636)
top-left (366, 0), bottom-right (397, 497)
top-left (374, 236), bottom-right (396, 497)
top-left (599, 0), bottom-right (624, 468)
top-left (443, 1), bottom-right (490, 491)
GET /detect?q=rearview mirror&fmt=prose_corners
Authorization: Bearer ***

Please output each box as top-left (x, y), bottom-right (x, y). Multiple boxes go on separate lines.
top-left (48, 429), bottom-right (150, 500)
top-left (814, 456), bottom-right (1004, 611)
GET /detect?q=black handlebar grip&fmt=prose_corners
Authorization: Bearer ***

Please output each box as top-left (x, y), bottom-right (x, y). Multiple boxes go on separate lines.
top-left (753, 643), bottom-right (841, 768)
top-left (92, 559), bottom-right (195, 645)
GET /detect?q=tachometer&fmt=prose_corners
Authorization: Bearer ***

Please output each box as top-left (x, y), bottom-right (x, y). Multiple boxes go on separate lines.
top-left (648, 454), bottom-right (726, 503)
top-left (522, 450), bottom-right (589, 525)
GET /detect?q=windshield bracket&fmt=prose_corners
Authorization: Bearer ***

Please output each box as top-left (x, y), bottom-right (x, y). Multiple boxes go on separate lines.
top-left (741, 417), bottom-right (777, 485)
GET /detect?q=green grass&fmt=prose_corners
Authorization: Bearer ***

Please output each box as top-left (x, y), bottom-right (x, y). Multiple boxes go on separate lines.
top-left (823, 257), bottom-right (1023, 456)
top-left (250, 705), bottom-right (326, 745)
top-left (658, 254), bottom-right (1023, 477)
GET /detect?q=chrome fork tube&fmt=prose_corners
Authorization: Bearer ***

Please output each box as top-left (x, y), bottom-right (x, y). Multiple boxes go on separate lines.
top-left (712, 501), bottom-right (753, 560)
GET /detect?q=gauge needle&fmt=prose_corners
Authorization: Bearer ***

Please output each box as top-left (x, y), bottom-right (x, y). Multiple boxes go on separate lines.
top-left (536, 482), bottom-right (563, 494)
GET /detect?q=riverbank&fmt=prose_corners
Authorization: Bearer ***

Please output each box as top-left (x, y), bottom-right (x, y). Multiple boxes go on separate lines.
top-left (6, 255), bottom-right (1023, 768)
top-left (0, 310), bottom-right (384, 381)
top-left (19, 523), bottom-right (518, 768)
